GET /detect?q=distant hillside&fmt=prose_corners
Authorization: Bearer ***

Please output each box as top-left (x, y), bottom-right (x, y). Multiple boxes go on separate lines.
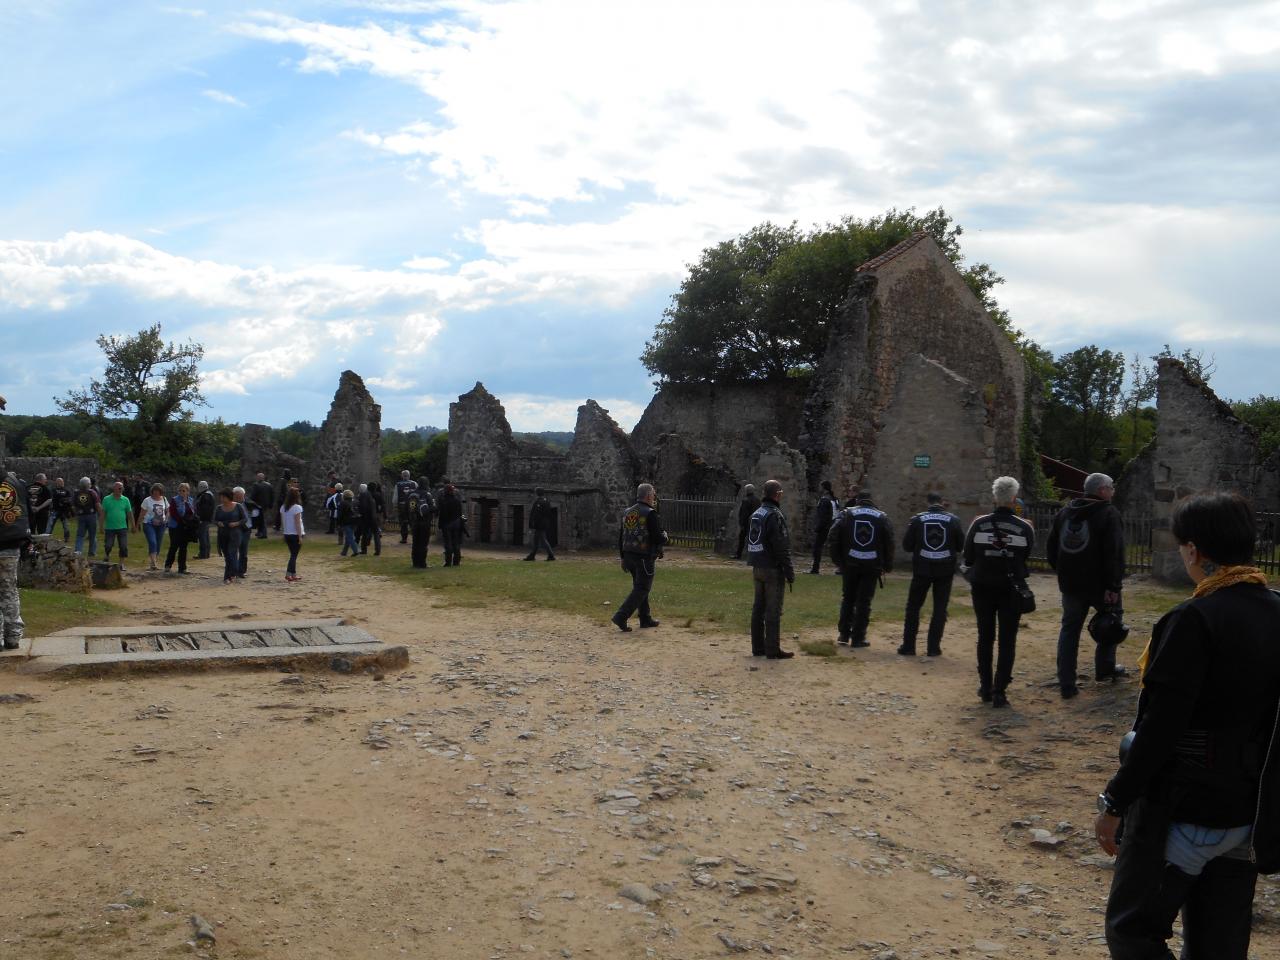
top-left (515, 431), bottom-right (574, 451)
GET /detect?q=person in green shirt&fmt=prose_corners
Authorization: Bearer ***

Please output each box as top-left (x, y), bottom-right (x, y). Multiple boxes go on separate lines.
top-left (101, 480), bottom-right (135, 562)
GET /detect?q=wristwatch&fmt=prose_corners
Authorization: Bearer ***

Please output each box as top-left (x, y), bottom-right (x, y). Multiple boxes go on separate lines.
top-left (1097, 792), bottom-right (1121, 816)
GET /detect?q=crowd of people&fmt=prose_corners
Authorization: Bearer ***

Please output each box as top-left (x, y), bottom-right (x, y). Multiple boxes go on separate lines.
top-left (2, 432), bottom-right (1278, 957)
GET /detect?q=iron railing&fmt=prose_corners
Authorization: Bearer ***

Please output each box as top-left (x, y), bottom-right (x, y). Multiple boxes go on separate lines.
top-left (1258, 512), bottom-right (1280, 575)
top-left (1024, 502), bottom-right (1152, 575)
top-left (660, 496), bottom-right (734, 549)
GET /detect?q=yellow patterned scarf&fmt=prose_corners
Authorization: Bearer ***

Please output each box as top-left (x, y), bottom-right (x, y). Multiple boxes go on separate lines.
top-left (1137, 565), bottom-right (1269, 682)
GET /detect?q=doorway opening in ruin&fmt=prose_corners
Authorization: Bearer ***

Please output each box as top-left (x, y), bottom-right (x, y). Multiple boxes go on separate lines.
top-left (477, 498), bottom-right (500, 544)
top-left (511, 505), bottom-right (525, 547)
top-left (547, 508), bottom-right (559, 547)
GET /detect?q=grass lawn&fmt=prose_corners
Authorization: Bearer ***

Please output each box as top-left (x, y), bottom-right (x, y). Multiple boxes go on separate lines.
top-left (18, 589), bottom-right (125, 637)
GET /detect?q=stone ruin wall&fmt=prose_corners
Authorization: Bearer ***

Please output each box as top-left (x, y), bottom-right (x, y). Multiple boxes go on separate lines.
top-left (446, 383), bottom-right (517, 484)
top-left (861, 354), bottom-right (996, 530)
top-left (568, 400), bottom-right (642, 538)
top-left (1150, 358), bottom-right (1261, 583)
top-left (307, 371), bottom-right (382, 524)
top-left (239, 423), bottom-right (306, 490)
top-left (18, 534), bottom-right (91, 593)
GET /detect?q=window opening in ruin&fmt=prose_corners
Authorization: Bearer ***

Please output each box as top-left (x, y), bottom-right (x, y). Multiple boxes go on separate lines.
top-left (511, 505), bottom-right (525, 547)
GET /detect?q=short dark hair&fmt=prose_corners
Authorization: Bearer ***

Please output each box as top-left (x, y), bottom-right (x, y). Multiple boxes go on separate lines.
top-left (534, 487), bottom-right (543, 497)
top-left (218, 487), bottom-right (234, 500)
top-left (1171, 491), bottom-right (1256, 566)
top-left (926, 492), bottom-right (943, 504)
top-left (820, 480), bottom-right (832, 492)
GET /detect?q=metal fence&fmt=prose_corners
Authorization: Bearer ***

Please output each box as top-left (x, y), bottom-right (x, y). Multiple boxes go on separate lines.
top-left (1258, 512), bottom-right (1280, 575)
top-left (1024, 502), bottom-right (1153, 575)
top-left (661, 496), bottom-right (734, 549)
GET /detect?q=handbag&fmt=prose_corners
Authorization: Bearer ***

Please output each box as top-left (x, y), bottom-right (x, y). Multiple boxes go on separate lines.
top-left (1008, 574), bottom-right (1036, 614)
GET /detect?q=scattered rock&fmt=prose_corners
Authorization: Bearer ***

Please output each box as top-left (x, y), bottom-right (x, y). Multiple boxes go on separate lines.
top-left (973, 941), bottom-right (1005, 954)
top-left (618, 883), bottom-right (661, 906)
top-left (1029, 829), bottom-right (1065, 849)
top-left (0, 693), bottom-right (35, 705)
top-left (190, 914), bottom-right (216, 943)
top-left (717, 932), bottom-right (750, 952)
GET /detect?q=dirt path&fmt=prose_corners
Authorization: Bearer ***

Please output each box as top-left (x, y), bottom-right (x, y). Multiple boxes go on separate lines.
top-left (1, 545), bottom-right (1277, 959)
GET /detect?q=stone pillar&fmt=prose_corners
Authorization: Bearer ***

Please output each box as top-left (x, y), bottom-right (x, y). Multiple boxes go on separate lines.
top-left (307, 372), bottom-right (382, 526)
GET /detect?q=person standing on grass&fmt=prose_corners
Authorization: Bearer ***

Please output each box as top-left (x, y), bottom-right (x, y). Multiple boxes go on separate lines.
top-left (250, 471), bottom-right (275, 539)
top-left (24, 473), bottom-right (50, 539)
top-left (139, 483), bottom-right (170, 571)
top-left (280, 487), bottom-right (305, 581)
top-left (829, 491), bottom-right (895, 649)
top-left (524, 488), bottom-right (557, 561)
top-left (195, 480), bottom-right (215, 559)
top-left (357, 482), bottom-right (379, 555)
top-left (611, 483), bottom-right (668, 633)
top-left (746, 479), bottom-right (795, 658)
top-left (899, 492), bottom-right (966, 657)
top-left (130, 475), bottom-right (149, 526)
top-left (72, 476), bottom-right (102, 558)
top-left (164, 482), bottom-right (198, 574)
top-left (48, 477), bottom-right (72, 539)
top-left (370, 481), bottom-right (387, 554)
top-left (0, 469), bottom-right (30, 650)
top-left (213, 488), bottom-right (246, 584)
top-left (408, 477), bottom-right (436, 569)
top-left (338, 488), bottom-right (360, 557)
top-left (101, 480), bottom-right (135, 563)
top-left (807, 480), bottom-right (839, 575)
top-left (732, 484), bottom-right (759, 560)
top-left (394, 471), bottom-right (417, 544)
top-left (437, 483), bottom-right (465, 567)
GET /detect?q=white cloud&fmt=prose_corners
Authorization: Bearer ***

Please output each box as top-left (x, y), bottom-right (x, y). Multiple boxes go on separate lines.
top-left (498, 394), bottom-right (647, 433)
top-left (201, 88), bottom-right (246, 108)
top-left (403, 255), bottom-right (450, 270)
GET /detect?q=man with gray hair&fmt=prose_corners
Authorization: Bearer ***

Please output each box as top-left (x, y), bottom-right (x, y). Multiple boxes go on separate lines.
top-left (1047, 472), bottom-right (1127, 699)
top-left (611, 483), bottom-right (668, 632)
top-left (72, 476), bottom-right (102, 557)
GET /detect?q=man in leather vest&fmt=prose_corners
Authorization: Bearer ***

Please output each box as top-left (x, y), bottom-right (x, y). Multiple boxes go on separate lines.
top-left (899, 493), bottom-right (966, 657)
top-left (747, 479), bottom-right (795, 658)
top-left (733, 484), bottom-right (760, 560)
top-left (829, 491), bottom-right (895, 647)
top-left (394, 470), bottom-right (417, 544)
top-left (611, 483), bottom-right (668, 632)
top-left (0, 469), bottom-right (31, 650)
top-left (524, 488), bottom-right (557, 561)
top-left (408, 477), bottom-right (436, 569)
top-left (25, 474), bottom-right (51, 537)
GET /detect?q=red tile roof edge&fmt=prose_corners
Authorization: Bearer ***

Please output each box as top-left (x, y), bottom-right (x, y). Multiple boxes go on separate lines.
top-left (855, 230), bottom-right (931, 273)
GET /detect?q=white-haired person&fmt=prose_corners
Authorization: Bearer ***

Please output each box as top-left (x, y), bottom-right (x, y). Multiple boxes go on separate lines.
top-left (961, 476), bottom-right (1036, 708)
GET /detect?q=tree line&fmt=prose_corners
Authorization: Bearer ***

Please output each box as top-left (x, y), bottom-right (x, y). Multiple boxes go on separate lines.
top-left (641, 209), bottom-right (1280, 477)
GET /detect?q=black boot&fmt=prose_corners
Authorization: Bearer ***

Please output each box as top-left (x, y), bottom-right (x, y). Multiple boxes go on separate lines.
top-left (896, 643), bottom-right (915, 656)
top-left (765, 620), bottom-right (793, 659)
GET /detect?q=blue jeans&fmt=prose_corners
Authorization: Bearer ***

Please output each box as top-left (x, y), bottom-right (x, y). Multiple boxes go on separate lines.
top-left (143, 523), bottom-right (165, 555)
top-left (49, 513), bottom-right (70, 539)
top-left (217, 530), bottom-right (239, 581)
top-left (340, 525), bottom-right (358, 555)
top-left (1056, 591), bottom-right (1120, 690)
top-left (75, 515), bottom-right (98, 557)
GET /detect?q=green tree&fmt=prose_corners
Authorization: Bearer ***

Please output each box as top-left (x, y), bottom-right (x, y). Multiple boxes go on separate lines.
top-left (55, 324), bottom-right (206, 462)
top-left (1232, 396), bottom-right (1280, 459)
top-left (1046, 346), bottom-right (1126, 468)
top-left (1118, 353), bottom-right (1158, 458)
top-left (641, 207), bottom-right (1011, 382)
top-left (1153, 343), bottom-right (1216, 384)
top-left (382, 432), bottom-right (448, 483)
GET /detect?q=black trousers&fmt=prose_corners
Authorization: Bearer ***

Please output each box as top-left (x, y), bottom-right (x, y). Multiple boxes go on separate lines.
top-left (903, 573), bottom-right (954, 652)
top-left (253, 512), bottom-right (269, 537)
top-left (810, 527), bottom-right (829, 573)
top-left (838, 566), bottom-right (879, 642)
top-left (399, 514), bottom-right (410, 542)
top-left (525, 530), bottom-right (555, 559)
top-left (441, 523), bottom-right (462, 566)
top-left (164, 531), bottom-right (190, 572)
top-left (411, 524), bottom-right (432, 567)
top-left (1105, 797), bottom-right (1258, 959)
top-left (750, 567), bottom-right (786, 655)
top-left (615, 556), bottom-right (655, 624)
top-left (360, 521), bottom-right (381, 554)
top-left (734, 525), bottom-right (748, 559)
top-left (970, 582), bottom-right (1021, 695)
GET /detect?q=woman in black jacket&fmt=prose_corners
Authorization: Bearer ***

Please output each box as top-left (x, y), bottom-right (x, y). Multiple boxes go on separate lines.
top-left (1096, 491), bottom-right (1280, 959)
top-left (961, 476), bottom-right (1035, 709)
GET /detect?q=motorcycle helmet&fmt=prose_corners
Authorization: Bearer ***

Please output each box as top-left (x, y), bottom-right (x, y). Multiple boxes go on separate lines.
top-left (1088, 609), bottom-right (1131, 646)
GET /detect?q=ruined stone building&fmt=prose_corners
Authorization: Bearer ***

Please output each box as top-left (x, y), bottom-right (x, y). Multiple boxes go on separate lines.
top-left (448, 232), bottom-right (1028, 548)
top-left (445, 385), bottom-right (638, 549)
top-left (304, 371), bottom-right (382, 524)
top-left (1116, 358), bottom-right (1280, 583)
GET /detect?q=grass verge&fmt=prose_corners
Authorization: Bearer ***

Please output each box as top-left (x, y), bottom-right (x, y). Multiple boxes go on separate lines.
top-left (18, 589), bottom-right (125, 637)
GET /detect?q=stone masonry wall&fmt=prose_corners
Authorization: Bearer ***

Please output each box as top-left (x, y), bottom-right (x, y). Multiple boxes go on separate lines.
top-left (569, 400), bottom-right (641, 541)
top-left (446, 382), bottom-right (517, 484)
top-left (1151, 358), bottom-right (1260, 583)
top-left (240, 423), bottom-right (305, 488)
top-left (306, 371), bottom-right (382, 525)
top-left (18, 534), bottom-right (91, 593)
top-left (862, 354), bottom-right (995, 532)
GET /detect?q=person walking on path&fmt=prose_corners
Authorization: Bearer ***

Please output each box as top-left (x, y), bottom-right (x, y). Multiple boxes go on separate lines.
top-left (962, 476), bottom-right (1035, 709)
top-left (611, 483), bottom-right (668, 632)
top-left (164, 483), bottom-right (198, 574)
top-left (1048, 471), bottom-right (1128, 699)
top-left (523, 488), bottom-right (557, 561)
top-left (746, 479), bottom-right (795, 658)
top-left (139, 483), bottom-right (170, 570)
top-left (213, 488), bottom-right (246, 584)
top-left (279, 487), bottom-right (306, 581)
top-left (72, 476), bottom-right (102, 558)
top-left (195, 480), bottom-right (215, 559)
top-left (232, 487), bottom-right (257, 577)
top-left (807, 480), bottom-right (839, 575)
top-left (732, 484), bottom-right (760, 560)
top-left (357, 483), bottom-right (381, 555)
top-left (829, 491), bottom-right (895, 648)
top-left (101, 480), bottom-right (135, 563)
top-left (394, 471), bottom-right (417, 544)
top-left (338, 488), bottom-right (360, 557)
top-left (437, 484), bottom-right (465, 567)
top-left (899, 492), bottom-right (966, 657)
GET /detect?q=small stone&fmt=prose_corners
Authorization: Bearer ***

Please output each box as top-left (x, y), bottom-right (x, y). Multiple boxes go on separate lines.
top-left (717, 932), bottom-right (749, 952)
top-left (693, 873), bottom-right (717, 887)
top-left (618, 883), bottom-right (661, 906)
top-left (1029, 829), bottom-right (1065, 849)
top-left (694, 856), bottom-right (723, 868)
top-left (105, 903), bottom-right (131, 911)
top-left (190, 915), bottom-right (216, 943)
top-left (973, 941), bottom-right (1005, 954)
top-left (874, 951), bottom-right (899, 960)
top-left (558, 890), bottom-right (577, 900)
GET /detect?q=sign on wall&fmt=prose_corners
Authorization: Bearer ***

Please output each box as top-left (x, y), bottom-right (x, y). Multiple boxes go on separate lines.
top-left (913, 454), bottom-right (932, 468)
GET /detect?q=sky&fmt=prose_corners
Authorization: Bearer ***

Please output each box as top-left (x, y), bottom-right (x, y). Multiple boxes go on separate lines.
top-left (1, 0), bottom-right (1278, 433)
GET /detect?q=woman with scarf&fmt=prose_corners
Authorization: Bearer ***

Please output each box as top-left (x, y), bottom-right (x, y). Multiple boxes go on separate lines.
top-left (163, 482), bottom-right (199, 574)
top-left (1097, 491), bottom-right (1280, 959)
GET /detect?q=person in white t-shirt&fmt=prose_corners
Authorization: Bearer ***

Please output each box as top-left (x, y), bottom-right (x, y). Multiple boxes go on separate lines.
top-left (139, 484), bottom-right (171, 571)
top-left (279, 487), bottom-right (306, 582)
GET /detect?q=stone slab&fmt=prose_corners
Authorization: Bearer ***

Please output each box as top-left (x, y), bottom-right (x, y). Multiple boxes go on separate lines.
top-left (18, 643), bottom-right (409, 678)
top-left (48, 619), bottom-right (344, 638)
top-left (28, 635), bottom-right (87, 658)
top-left (318, 625), bottom-right (378, 645)
top-left (0, 637), bottom-right (34, 660)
